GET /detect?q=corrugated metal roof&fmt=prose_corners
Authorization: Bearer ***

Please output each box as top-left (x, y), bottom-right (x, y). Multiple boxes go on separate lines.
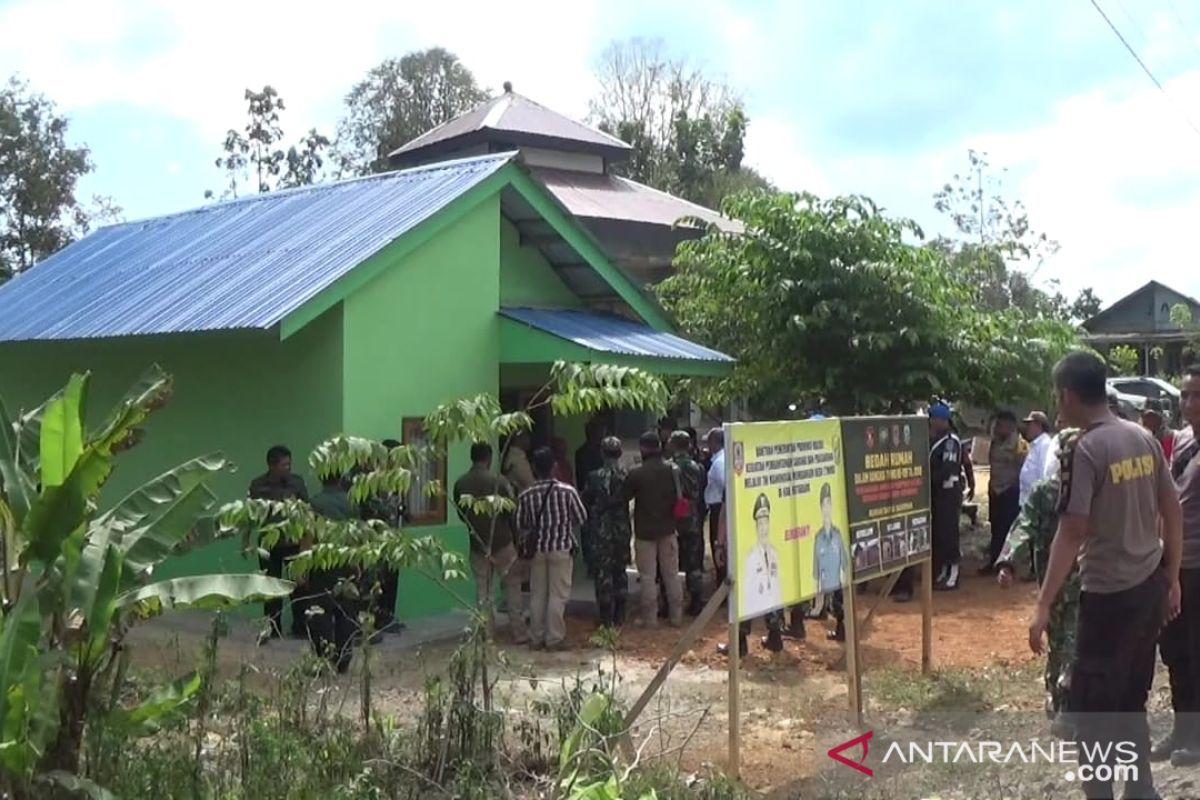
top-left (500, 307), bottom-right (733, 363)
top-left (533, 168), bottom-right (742, 233)
top-left (390, 91), bottom-right (630, 160)
top-left (0, 153), bottom-right (515, 342)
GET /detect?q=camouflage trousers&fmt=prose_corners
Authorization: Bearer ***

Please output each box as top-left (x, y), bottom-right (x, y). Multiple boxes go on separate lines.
top-left (678, 527), bottom-right (705, 606)
top-left (593, 545), bottom-right (629, 627)
top-left (1045, 585), bottom-right (1080, 715)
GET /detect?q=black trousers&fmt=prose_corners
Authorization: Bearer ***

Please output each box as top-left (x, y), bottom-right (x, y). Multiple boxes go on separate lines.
top-left (372, 568), bottom-right (399, 626)
top-left (1160, 566), bottom-right (1200, 743)
top-left (1070, 569), bottom-right (1166, 799)
top-left (261, 544), bottom-right (304, 635)
top-left (932, 492), bottom-right (961, 577)
top-left (708, 502), bottom-right (725, 581)
top-left (302, 569), bottom-right (359, 673)
top-left (987, 486), bottom-right (1020, 567)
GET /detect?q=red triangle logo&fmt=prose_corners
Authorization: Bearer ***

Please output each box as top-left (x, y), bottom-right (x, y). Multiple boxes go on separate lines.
top-left (827, 730), bottom-right (874, 776)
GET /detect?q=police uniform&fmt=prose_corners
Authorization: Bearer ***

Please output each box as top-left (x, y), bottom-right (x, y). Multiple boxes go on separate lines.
top-left (929, 414), bottom-right (964, 589)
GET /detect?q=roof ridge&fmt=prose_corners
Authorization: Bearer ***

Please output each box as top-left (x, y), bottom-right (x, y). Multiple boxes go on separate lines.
top-left (113, 151), bottom-right (517, 229)
top-left (505, 92), bottom-right (630, 149)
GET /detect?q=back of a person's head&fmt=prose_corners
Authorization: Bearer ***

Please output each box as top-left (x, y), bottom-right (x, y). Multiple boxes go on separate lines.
top-left (669, 430), bottom-right (692, 453)
top-left (639, 430), bottom-right (662, 454)
top-left (531, 446), bottom-right (555, 478)
top-left (470, 441), bottom-right (493, 464)
top-left (1054, 350), bottom-right (1108, 406)
top-left (601, 436), bottom-right (623, 459)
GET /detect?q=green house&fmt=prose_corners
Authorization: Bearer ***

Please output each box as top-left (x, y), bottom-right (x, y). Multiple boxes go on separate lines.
top-left (0, 152), bottom-right (732, 620)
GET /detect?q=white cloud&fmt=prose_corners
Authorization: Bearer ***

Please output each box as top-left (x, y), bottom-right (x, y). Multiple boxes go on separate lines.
top-left (0, 0), bottom-right (603, 141)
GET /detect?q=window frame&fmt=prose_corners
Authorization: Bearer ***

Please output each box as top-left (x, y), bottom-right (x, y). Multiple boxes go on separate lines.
top-left (401, 417), bottom-right (447, 526)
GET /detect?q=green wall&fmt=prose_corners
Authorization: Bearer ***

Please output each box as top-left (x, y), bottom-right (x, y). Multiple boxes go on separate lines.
top-left (0, 308), bottom-right (345, 582)
top-left (341, 195), bottom-right (502, 619)
top-left (499, 217), bottom-right (581, 308)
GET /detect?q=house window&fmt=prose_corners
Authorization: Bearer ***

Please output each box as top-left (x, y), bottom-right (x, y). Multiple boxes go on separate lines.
top-left (401, 417), bottom-right (446, 526)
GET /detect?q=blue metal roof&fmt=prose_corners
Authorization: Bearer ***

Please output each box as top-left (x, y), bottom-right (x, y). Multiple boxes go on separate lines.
top-left (499, 307), bottom-right (733, 363)
top-left (0, 153), bottom-right (515, 342)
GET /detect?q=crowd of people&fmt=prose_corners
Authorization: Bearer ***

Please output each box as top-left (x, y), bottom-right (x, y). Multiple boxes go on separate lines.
top-left (457, 422), bottom-right (727, 651)
top-left (979, 352), bottom-right (1199, 800)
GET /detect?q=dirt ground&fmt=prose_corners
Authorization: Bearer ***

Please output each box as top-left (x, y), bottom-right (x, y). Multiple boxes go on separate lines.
top-left (128, 493), bottom-right (1041, 795)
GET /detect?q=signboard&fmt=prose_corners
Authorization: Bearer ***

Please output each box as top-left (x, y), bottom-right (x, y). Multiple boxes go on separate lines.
top-left (724, 419), bottom-right (851, 623)
top-left (841, 416), bottom-right (932, 581)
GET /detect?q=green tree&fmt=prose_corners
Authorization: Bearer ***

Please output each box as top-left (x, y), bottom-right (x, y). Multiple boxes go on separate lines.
top-left (589, 38), bottom-right (770, 210)
top-left (934, 149), bottom-right (1097, 324)
top-left (334, 48), bottom-right (489, 176)
top-left (0, 77), bottom-right (121, 282)
top-left (209, 86), bottom-right (330, 199)
top-left (657, 191), bottom-right (1077, 416)
top-left (0, 366), bottom-right (292, 797)
top-left (1107, 344), bottom-right (1140, 376)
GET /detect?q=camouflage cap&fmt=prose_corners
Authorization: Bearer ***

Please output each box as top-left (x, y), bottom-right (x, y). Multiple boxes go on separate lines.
top-left (669, 429), bottom-right (693, 447)
top-left (601, 436), bottom-right (623, 456)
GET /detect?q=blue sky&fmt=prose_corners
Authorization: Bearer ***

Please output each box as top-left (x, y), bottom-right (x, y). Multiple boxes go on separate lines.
top-left (3, 0), bottom-right (1200, 305)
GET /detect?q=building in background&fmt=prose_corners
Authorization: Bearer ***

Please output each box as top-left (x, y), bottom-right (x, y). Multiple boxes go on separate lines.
top-left (1082, 280), bottom-right (1200, 376)
top-left (0, 153), bottom-right (732, 621)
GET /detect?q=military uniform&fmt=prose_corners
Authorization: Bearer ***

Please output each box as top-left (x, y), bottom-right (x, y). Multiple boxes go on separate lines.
top-left (360, 487), bottom-right (405, 631)
top-left (996, 428), bottom-right (1081, 715)
top-left (672, 452), bottom-right (708, 616)
top-left (582, 459), bottom-right (633, 627)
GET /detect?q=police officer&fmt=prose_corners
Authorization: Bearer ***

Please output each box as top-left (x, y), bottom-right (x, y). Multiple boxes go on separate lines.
top-left (581, 436), bottom-right (633, 627)
top-left (670, 430), bottom-right (708, 616)
top-left (929, 402), bottom-right (964, 591)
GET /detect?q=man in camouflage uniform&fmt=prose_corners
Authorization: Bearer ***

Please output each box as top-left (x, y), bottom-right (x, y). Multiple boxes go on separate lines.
top-left (670, 430), bottom-right (708, 617)
top-left (581, 436), bottom-right (632, 628)
top-left (996, 427), bottom-right (1082, 718)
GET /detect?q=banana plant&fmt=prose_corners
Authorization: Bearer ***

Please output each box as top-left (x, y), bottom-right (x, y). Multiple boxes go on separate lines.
top-left (0, 367), bottom-right (292, 797)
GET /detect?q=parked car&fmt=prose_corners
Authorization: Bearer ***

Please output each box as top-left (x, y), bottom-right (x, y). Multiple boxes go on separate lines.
top-left (1108, 376), bottom-right (1179, 420)
top-left (1107, 385), bottom-right (1141, 422)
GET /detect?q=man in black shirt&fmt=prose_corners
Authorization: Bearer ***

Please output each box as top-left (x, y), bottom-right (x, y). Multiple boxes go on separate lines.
top-left (247, 444), bottom-right (309, 641)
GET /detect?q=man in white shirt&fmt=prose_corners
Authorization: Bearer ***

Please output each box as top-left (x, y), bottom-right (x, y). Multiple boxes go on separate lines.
top-left (1020, 411), bottom-right (1054, 506)
top-left (705, 428), bottom-right (727, 581)
top-left (741, 493), bottom-right (783, 618)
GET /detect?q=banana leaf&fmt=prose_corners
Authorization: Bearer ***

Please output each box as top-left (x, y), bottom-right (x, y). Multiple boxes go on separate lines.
top-left (38, 373), bottom-right (86, 489)
top-left (116, 574), bottom-right (293, 616)
top-left (97, 455), bottom-right (226, 586)
top-left (0, 592), bottom-right (41, 738)
top-left (105, 671), bottom-right (201, 736)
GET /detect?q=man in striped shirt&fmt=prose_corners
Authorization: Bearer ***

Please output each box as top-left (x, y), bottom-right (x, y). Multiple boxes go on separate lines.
top-left (516, 446), bottom-right (587, 650)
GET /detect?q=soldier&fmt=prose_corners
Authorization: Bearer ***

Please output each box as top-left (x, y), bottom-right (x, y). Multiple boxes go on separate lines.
top-left (996, 428), bottom-right (1082, 723)
top-left (581, 436), bottom-right (633, 628)
top-left (670, 430), bottom-right (708, 616)
top-left (360, 438), bottom-right (406, 636)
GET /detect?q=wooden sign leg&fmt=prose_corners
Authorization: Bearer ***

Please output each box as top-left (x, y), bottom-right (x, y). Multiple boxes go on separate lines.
top-left (843, 583), bottom-right (862, 727)
top-left (921, 559), bottom-right (934, 675)
top-left (729, 616), bottom-right (741, 779)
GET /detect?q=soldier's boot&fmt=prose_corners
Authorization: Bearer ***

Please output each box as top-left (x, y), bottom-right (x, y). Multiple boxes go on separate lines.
top-left (785, 609), bottom-right (806, 640)
top-left (717, 635), bottom-right (749, 659)
top-left (761, 628), bottom-right (784, 653)
top-left (827, 616), bottom-right (846, 642)
top-left (613, 596), bottom-right (627, 627)
top-left (686, 574), bottom-right (705, 617)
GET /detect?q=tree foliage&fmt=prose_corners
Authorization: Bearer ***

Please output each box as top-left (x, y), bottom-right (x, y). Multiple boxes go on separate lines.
top-left (334, 48), bottom-right (489, 176)
top-left (933, 149), bottom-right (1096, 324)
top-left (208, 86), bottom-right (331, 199)
top-left (657, 191), bottom-right (1078, 416)
top-left (588, 38), bottom-right (770, 210)
top-left (0, 366), bottom-right (291, 796)
top-left (0, 77), bottom-right (121, 282)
